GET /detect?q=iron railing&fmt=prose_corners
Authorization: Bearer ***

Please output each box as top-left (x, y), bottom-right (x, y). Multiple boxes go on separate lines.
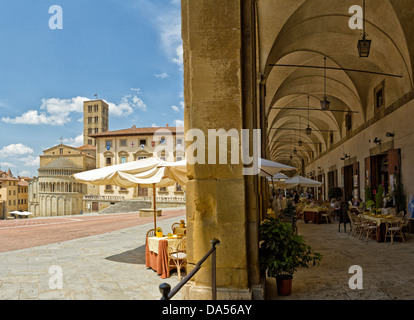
top-left (159, 239), bottom-right (220, 300)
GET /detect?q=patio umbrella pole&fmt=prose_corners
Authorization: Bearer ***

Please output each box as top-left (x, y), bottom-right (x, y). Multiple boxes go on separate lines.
top-left (153, 183), bottom-right (156, 230)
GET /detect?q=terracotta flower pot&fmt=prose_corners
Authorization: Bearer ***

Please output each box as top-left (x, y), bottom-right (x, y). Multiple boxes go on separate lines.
top-left (276, 275), bottom-right (293, 296)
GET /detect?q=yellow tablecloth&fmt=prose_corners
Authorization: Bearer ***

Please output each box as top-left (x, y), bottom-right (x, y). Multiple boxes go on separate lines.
top-left (303, 207), bottom-right (327, 213)
top-left (147, 236), bottom-right (183, 254)
top-left (362, 214), bottom-right (395, 226)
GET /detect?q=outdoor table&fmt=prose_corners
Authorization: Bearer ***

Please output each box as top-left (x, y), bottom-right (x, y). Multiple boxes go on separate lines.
top-left (303, 207), bottom-right (327, 224)
top-left (361, 214), bottom-right (395, 242)
top-left (145, 236), bottom-right (184, 279)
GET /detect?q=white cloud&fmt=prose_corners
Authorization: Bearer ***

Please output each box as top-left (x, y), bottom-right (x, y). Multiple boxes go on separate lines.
top-left (155, 72), bottom-right (170, 79)
top-left (152, 123), bottom-right (159, 127)
top-left (1, 96), bottom-right (88, 126)
top-left (171, 105), bottom-right (180, 112)
top-left (62, 134), bottom-right (84, 147)
top-left (0, 143), bottom-right (34, 158)
top-left (17, 155), bottom-right (40, 168)
top-left (0, 161), bottom-right (16, 168)
top-left (1, 93), bottom-right (148, 126)
top-left (134, 0), bottom-right (183, 66)
top-left (172, 44), bottom-right (183, 65)
top-left (106, 94), bottom-right (147, 117)
top-left (180, 101), bottom-right (184, 110)
top-left (174, 119), bottom-right (184, 127)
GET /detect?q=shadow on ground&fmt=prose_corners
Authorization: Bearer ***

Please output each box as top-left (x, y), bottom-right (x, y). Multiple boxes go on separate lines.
top-left (105, 245), bottom-right (146, 264)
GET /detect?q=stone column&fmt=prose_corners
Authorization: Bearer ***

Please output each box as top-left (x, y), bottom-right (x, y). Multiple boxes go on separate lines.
top-left (181, 0), bottom-right (262, 299)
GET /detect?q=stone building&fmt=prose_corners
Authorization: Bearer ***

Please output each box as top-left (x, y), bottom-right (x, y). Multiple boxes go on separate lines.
top-left (83, 99), bottom-right (109, 146)
top-left (0, 169), bottom-right (30, 218)
top-left (86, 125), bottom-right (185, 207)
top-left (28, 143), bottom-right (96, 216)
top-left (180, 0), bottom-right (414, 299)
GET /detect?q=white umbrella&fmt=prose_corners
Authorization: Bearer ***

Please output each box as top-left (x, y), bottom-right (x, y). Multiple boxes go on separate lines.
top-left (73, 158), bottom-right (186, 229)
top-left (259, 158), bottom-right (297, 177)
top-left (272, 172), bottom-right (289, 180)
top-left (281, 175), bottom-right (322, 188)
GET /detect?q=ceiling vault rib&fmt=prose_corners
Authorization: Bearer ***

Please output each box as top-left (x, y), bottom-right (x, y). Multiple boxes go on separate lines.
top-left (268, 64), bottom-right (403, 78)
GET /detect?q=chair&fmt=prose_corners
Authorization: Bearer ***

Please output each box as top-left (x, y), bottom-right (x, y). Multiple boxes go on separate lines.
top-left (402, 213), bottom-right (411, 240)
top-left (171, 222), bottom-right (181, 234)
top-left (351, 213), bottom-right (365, 238)
top-left (347, 210), bottom-right (355, 235)
top-left (396, 211), bottom-right (405, 218)
top-left (360, 216), bottom-right (377, 242)
top-left (146, 229), bottom-right (155, 238)
top-left (384, 218), bottom-right (405, 244)
top-left (321, 207), bottom-right (333, 224)
top-left (296, 205), bottom-right (304, 221)
top-left (168, 238), bottom-right (187, 280)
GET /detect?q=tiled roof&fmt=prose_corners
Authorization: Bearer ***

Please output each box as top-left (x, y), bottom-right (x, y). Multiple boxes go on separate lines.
top-left (18, 180), bottom-right (29, 187)
top-left (39, 158), bottom-right (83, 170)
top-left (78, 145), bottom-right (96, 150)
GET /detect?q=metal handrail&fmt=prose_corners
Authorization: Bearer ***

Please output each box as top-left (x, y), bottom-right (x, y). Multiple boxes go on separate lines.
top-left (159, 239), bottom-right (220, 300)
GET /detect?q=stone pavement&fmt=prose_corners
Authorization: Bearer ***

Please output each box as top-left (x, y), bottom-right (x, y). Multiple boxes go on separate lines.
top-left (2, 208), bottom-right (414, 300)
top-left (266, 219), bottom-right (414, 300)
top-left (0, 209), bottom-right (186, 300)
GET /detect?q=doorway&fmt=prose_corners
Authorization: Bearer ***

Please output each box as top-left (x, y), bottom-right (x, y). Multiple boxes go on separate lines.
top-left (343, 165), bottom-right (353, 202)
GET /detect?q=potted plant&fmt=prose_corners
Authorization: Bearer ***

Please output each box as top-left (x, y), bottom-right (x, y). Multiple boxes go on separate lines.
top-left (393, 173), bottom-right (407, 213)
top-left (375, 184), bottom-right (384, 209)
top-left (259, 217), bottom-right (322, 296)
top-left (156, 227), bottom-right (163, 237)
top-left (366, 200), bottom-right (375, 211)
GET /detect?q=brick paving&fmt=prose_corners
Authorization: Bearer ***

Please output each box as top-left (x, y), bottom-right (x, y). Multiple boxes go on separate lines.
top-left (0, 209), bottom-right (186, 253)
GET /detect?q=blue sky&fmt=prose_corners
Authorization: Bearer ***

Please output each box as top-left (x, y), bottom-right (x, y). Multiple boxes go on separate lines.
top-left (0, 0), bottom-right (184, 177)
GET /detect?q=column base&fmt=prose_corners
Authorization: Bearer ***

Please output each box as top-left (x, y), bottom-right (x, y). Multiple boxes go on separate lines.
top-left (181, 282), bottom-right (262, 300)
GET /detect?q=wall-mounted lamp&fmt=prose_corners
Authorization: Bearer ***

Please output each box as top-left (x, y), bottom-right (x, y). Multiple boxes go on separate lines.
top-left (340, 154), bottom-right (350, 160)
top-left (373, 137), bottom-right (381, 145)
top-left (386, 132), bottom-right (395, 138)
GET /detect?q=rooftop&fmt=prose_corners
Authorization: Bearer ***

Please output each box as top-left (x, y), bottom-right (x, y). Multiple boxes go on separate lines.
top-left (89, 125), bottom-right (181, 138)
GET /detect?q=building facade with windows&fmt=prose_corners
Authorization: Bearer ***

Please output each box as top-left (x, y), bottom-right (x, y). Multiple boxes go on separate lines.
top-left (28, 143), bottom-right (97, 216)
top-left (0, 169), bottom-right (30, 218)
top-left (88, 125), bottom-right (185, 201)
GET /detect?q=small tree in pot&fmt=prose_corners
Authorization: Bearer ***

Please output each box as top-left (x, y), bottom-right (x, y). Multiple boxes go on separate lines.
top-left (259, 217), bottom-right (322, 296)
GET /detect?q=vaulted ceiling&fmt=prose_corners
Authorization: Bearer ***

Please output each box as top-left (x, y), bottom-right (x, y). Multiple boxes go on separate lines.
top-left (257, 0), bottom-right (414, 169)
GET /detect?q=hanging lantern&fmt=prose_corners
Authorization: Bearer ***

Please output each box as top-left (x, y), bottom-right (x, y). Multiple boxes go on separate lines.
top-left (298, 140), bottom-right (303, 147)
top-left (358, 36), bottom-right (371, 58)
top-left (357, 0), bottom-right (371, 58)
top-left (320, 97), bottom-right (330, 110)
top-left (305, 126), bottom-right (312, 135)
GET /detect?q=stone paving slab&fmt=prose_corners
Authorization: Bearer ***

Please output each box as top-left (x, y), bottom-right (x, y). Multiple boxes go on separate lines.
top-left (266, 219), bottom-right (414, 300)
top-left (0, 214), bottom-right (186, 300)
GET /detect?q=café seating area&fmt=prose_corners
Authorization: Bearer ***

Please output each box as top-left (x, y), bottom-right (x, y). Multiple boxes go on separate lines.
top-left (145, 220), bottom-right (187, 279)
top-left (347, 209), bottom-right (410, 244)
top-left (268, 196), bottom-right (412, 245)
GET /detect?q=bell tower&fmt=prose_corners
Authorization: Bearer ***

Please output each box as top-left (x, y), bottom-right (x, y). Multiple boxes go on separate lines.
top-left (83, 99), bottom-right (109, 146)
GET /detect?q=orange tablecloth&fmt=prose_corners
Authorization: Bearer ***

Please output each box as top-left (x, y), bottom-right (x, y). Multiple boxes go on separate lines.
top-left (303, 207), bottom-right (327, 224)
top-left (145, 236), bottom-right (183, 279)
